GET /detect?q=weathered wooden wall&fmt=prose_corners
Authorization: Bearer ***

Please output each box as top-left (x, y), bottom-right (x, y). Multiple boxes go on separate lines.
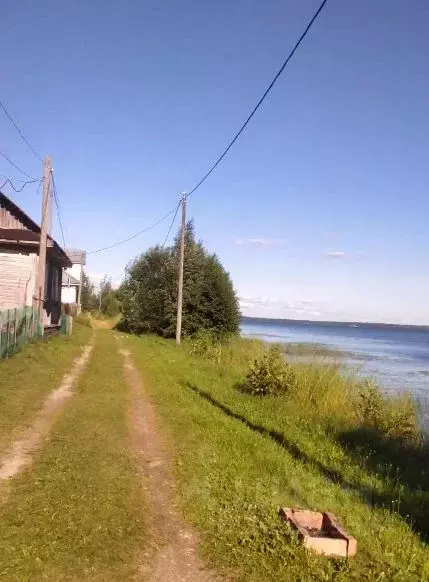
top-left (0, 205), bottom-right (28, 230)
top-left (0, 253), bottom-right (38, 309)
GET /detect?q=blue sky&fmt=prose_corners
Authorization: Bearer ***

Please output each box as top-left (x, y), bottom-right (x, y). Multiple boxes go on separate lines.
top-left (1, 0), bottom-right (429, 324)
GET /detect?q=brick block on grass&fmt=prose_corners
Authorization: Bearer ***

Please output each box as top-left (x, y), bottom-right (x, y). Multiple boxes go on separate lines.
top-left (279, 507), bottom-right (357, 558)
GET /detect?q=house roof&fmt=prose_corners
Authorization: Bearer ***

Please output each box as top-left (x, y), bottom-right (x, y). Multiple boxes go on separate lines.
top-left (0, 191), bottom-right (41, 232)
top-left (65, 248), bottom-right (86, 265)
top-left (0, 191), bottom-right (72, 268)
top-left (62, 272), bottom-right (80, 286)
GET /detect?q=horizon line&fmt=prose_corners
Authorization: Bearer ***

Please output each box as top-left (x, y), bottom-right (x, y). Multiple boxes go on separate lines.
top-left (240, 314), bottom-right (429, 330)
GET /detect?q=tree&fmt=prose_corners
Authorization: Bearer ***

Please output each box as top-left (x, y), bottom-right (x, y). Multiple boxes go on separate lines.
top-left (119, 221), bottom-right (240, 338)
top-left (80, 271), bottom-right (98, 312)
top-left (98, 275), bottom-right (121, 317)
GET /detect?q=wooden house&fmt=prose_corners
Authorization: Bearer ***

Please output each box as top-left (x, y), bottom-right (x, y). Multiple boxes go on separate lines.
top-left (0, 192), bottom-right (72, 325)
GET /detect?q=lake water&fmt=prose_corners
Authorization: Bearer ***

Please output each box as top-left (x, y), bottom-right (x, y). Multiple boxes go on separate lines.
top-left (241, 318), bottom-right (429, 401)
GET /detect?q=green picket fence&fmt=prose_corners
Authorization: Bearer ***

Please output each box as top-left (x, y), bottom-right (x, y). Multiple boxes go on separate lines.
top-left (0, 307), bottom-right (42, 359)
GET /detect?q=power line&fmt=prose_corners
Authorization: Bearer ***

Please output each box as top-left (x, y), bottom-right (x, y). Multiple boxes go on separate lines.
top-left (87, 206), bottom-right (178, 254)
top-left (36, 179), bottom-right (43, 196)
top-left (51, 172), bottom-right (66, 248)
top-left (0, 100), bottom-right (43, 162)
top-left (161, 200), bottom-right (181, 248)
top-left (187, 0), bottom-right (328, 198)
top-left (82, 1), bottom-right (328, 256)
top-left (0, 149), bottom-right (36, 180)
top-left (0, 176), bottom-right (40, 193)
top-left (0, 174), bottom-right (36, 184)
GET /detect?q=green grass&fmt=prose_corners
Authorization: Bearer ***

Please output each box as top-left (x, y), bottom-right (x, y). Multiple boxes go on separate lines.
top-left (0, 331), bottom-right (146, 581)
top-left (125, 334), bottom-right (429, 582)
top-left (0, 324), bottom-right (92, 455)
top-left (74, 312), bottom-right (93, 327)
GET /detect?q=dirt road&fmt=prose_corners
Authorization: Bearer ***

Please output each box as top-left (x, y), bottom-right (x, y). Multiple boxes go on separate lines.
top-left (120, 345), bottom-right (222, 582)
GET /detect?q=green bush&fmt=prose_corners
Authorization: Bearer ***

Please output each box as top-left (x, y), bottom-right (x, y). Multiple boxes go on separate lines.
top-left (381, 394), bottom-right (421, 443)
top-left (242, 346), bottom-right (296, 396)
top-left (188, 329), bottom-right (222, 361)
top-left (358, 380), bottom-right (420, 443)
top-left (188, 330), bottom-right (234, 364)
top-left (358, 380), bottom-right (384, 426)
top-left (189, 330), bottom-right (217, 357)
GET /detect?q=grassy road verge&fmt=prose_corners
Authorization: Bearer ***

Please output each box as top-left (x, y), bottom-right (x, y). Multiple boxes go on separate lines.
top-left (126, 334), bottom-right (429, 582)
top-left (0, 324), bottom-right (92, 455)
top-left (0, 331), bottom-right (146, 581)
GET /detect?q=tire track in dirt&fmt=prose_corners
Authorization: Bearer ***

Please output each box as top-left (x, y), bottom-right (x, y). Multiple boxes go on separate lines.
top-left (119, 346), bottom-right (223, 582)
top-left (0, 341), bottom-right (94, 486)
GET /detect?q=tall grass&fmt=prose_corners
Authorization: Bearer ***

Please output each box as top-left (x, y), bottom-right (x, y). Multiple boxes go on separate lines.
top-left (187, 332), bottom-right (420, 443)
top-left (187, 330), bottom-right (266, 367)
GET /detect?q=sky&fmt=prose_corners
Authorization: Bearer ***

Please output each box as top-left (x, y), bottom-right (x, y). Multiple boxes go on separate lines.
top-left (1, 0), bottom-right (429, 325)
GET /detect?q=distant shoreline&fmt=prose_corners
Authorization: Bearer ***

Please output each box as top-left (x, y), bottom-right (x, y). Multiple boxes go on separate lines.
top-left (241, 315), bottom-right (429, 332)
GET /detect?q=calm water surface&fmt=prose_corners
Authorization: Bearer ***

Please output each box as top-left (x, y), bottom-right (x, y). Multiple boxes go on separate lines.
top-left (241, 318), bottom-right (429, 401)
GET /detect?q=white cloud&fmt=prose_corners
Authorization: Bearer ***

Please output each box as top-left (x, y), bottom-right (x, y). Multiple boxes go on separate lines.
top-left (235, 237), bottom-right (285, 247)
top-left (239, 296), bottom-right (278, 306)
top-left (239, 296), bottom-right (325, 319)
top-left (324, 251), bottom-right (345, 259)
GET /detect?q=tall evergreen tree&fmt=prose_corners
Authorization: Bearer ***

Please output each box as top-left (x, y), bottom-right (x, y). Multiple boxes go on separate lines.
top-left (119, 221), bottom-right (240, 337)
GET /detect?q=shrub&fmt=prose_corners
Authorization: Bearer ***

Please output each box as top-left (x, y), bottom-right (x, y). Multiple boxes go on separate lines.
top-left (189, 330), bottom-right (217, 358)
top-left (358, 380), bottom-right (384, 426)
top-left (358, 380), bottom-right (420, 443)
top-left (381, 394), bottom-right (421, 443)
top-left (242, 347), bottom-right (296, 396)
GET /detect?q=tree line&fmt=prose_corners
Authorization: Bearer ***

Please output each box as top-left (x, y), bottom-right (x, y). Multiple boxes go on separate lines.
top-left (80, 273), bottom-right (121, 317)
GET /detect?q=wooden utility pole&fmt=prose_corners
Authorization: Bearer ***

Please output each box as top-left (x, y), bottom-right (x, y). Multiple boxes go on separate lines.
top-left (99, 283), bottom-right (103, 311)
top-left (176, 192), bottom-right (186, 344)
top-left (36, 156), bottom-right (52, 324)
top-left (77, 267), bottom-right (83, 314)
